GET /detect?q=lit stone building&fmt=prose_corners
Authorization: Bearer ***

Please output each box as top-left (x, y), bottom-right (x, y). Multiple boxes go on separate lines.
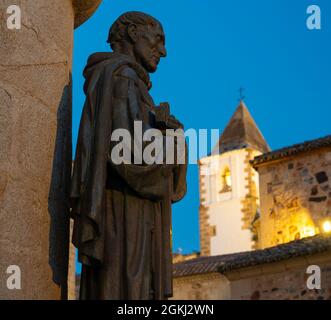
top-left (198, 101), bottom-right (270, 256)
top-left (251, 136), bottom-right (331, 249)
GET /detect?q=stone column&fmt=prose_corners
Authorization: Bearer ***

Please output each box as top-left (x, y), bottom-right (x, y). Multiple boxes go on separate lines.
top-left (0, 0), bottom-right (102, 300)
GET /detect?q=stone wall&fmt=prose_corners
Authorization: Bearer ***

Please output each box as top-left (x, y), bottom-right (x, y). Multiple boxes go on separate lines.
top-left (257, 148), bottom-right (331, 249)
top-left (173, 251), bottom-right (331, 300)
top-left (231, 266), bottom-right (331, 300)
top-left (198, 159), bottom-right (211, 256)
top-left (228, 255), bottom-right (331, 300)
top-left (172, 273), bottom-right (230, 300)
top-left (241, 148), bottom-right (261, 249)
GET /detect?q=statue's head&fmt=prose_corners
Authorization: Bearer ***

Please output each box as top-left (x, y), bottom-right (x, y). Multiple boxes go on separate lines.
top-left (107, 11), bottom-right (166, 73)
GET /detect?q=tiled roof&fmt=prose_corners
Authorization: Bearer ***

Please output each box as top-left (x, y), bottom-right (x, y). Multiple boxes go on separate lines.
top-left (211, 101), bottom-right (270, 155)
top-left (251, 135), bottom-right (331, 168)
top-left (173, 252), bottom-right (248, 277)
top-left (173, 235), bottom-right (331, 278)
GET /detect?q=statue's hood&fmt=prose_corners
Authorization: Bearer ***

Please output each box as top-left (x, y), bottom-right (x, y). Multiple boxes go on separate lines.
top-left (83, 52), bottom-right (119, 81)
top-left (84, 52), bottom-right (115, 72)
top-left (82, 52), bottom-right (150, 92)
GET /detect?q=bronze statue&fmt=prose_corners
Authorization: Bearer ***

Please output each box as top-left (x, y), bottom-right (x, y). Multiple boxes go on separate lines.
top-left (70, 11), bottom-right (187, 300)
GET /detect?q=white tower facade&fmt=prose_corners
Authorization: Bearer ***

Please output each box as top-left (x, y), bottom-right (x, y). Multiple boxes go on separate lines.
top-left (199, 102), bottom-right (270, 256)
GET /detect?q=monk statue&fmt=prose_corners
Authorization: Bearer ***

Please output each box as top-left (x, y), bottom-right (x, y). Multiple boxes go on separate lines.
top-left (70, 11), bottom-right (187, 300)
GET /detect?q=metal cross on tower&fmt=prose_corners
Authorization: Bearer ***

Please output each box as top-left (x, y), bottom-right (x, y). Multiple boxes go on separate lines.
top-left (238, 86), bottom-right (246, 101)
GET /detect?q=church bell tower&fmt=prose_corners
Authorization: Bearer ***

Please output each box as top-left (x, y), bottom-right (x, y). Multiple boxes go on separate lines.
top-left (198, 101), bottom-right (270, 256)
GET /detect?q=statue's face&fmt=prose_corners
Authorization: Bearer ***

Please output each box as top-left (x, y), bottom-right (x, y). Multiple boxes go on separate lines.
top-left (134, 24), bottom-right (167, 73)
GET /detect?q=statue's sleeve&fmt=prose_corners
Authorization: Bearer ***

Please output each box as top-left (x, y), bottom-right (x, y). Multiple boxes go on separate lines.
top-left (107, 67), bottom-right (173, 201)
top-left (172, 141), bottom-right (188, 203)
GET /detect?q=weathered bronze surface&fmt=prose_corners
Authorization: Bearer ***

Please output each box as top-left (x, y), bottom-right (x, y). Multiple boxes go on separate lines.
top-left (70, 11), bottom-right (187, 300)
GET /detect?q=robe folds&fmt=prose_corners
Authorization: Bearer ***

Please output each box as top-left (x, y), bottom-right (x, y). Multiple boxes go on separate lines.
top-left (70, 52), bottom-right (187, 300)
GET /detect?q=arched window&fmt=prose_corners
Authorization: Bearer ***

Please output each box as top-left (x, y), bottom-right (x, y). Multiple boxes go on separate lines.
top-left (221, 167), bottom-right (232, 193)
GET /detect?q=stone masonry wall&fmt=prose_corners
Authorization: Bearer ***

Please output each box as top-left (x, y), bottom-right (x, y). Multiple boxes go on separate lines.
top-left (198, 160), bottom-right (211, 256)
top-left (231, 263), bottom-right (331, 300)
top-left (241, 148), bottom-right (261, 249)
top-left (172, 273), bottom-right (230, 300)
top-left (258, 149), bottom-right (331, 248)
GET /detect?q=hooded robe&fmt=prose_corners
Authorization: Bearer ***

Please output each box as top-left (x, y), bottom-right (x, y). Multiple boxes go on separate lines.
top-left (70, 52), bottom-right (187, 300)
